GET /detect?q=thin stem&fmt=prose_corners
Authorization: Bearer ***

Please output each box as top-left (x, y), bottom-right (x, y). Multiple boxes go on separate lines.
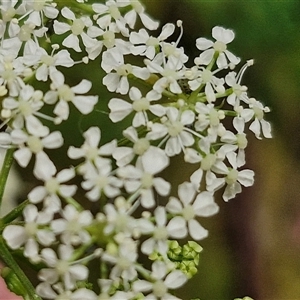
top-left (0, 148), bottom-right (15, 211)
top-left (0, 236), bottom-right (42, 300)
top-left (0, 200), bottom-right (29, 227)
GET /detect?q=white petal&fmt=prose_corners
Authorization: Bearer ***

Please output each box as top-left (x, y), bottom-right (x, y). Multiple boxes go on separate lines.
top-left (165, 270), bottom-right (187, 289)
top-left (73, 95), bottom-right (98, 114)
top-left (188, 219), bottom-right (208, 240)
top-left (141, 147), bottom-right (169, 174)
top-left (108, 98), bottom-right (132, 122)
top-left (3, 225), bottom-right (26, 249)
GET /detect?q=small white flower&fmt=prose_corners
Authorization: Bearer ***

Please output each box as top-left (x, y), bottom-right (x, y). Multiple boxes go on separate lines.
top-left (133, 260), bottom-right (187, 300)
top-left (139, 206), bottom-right (183, 255)
top-left (210, 152), bottom-right (255, 201)
top-left (146, 107), bottom-right (195, 157)
top-left (28, 167), bottom-right (77, 213)
top-left (45, 71), bottom-right (98, 123)
top-left (108, 86), bottom-right (165, 126)
top-left (51, 204), bottom-right (93, 245)
top-left (39, 244), bottom-right (89, 290)
top-left (68, 126), bottom-right (116, 173)
top-left (11, 128), bottom-right (63, 178)
top-left (195, 26), bottom-right (240, 68)
top-left (166, 182), bottom-right (219, 240)
top-left (117, 147), bottom-right (170, 208)
top-left (3, 204), bottom-right (55, 261)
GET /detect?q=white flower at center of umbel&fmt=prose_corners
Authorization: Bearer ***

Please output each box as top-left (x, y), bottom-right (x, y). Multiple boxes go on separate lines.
top-left (25, 222), bottom-right (38, 236)
top-left (27, 136), bottom-right (43, 153)
top-left (18, 24), bottom-right (35, 42)
top-left (152, 280), bottom-right (167, 298)
top-left (41, 54), bottom-right (55, 66)
top-left (182, 204), bottom-right (195, 221)
top-left (56, 260), bottom-right (70, 276)
top-left (213, 41), bottom-right (227, 53)
top-left (71, 19), bottom-right (85, 35)
top-left (96, 176), bottom-right (109, 188)
top-left (237, 133), bottom-right (247, 149)
top-left (19, 100), bottom-right (33, 117)
top-left (202, 69), bottom-right (213, 84)
top-left (225, 168), bottom-right (238, 185)
top-left (132, 98), bottom-right (150, 112)
top-left (1, 69), bottom-right (16, 82)
top-left (153, 226), bottom-right (168, 240)
top-left (146, 37), bottom-right (159, 46)
top-left (201, 153), bottom-right (216, 171)
top-left (167, 120), bottom-right (184, 137)
top-left (45, 178), bottom-right (60, 194)
top-left (2, 7), bottom-right (16, 22)
top-left (253, 106), bottom-right (264, 120)
top-left (141, 172), bottom-right (153, 189)
top-left (103, 31), bottom-right (115, 48)
top-left (162, 68), bottom-right (177, 80)
top-left (58, 84), bottom-right (74, 102)
top-left (84, 146), bottom-right (98, 161)
top-left (133, 138), bottom-right (150, 155)
top-left (131, 0), bottom-right (144, 13)
top-left (117, 64), bottom-right (133, 76)
top-left (108, 5), bottom-right (121, 19)
top-left (33, 0), bottom-right (46, 11)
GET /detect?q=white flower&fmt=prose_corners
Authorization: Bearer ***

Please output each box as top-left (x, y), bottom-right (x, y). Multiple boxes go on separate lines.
top-left (103, 196), bottom-right (137, 236)
top-left (53, 7), bottom-right (94, 53)
top-left (139, 206), bottom-right (183, 255)
top-left (145, 54), bottom-right (185, 95)
top-left (195, 26), bottom-right (240, 68)
top-left (67, 126), bottom-right (116, 173)
top-left (117, 147), bottom-right (170, 208)
top-left (1, 84), bottom-right (49, 136)
top-left (81, 160), bottom-right (123, 201)
top-left (11, 128), bottom-right (63, 178)
top-left (45, 71), bottom-right (98, 123)
top-left (247, 98), bottom-right (272, 139)
top-left (39, 244), bottom-right (89, 290)
top-left (166, 182), bottom-right (219, 240)
top-left (24, 0), bottom-right (59, 27)
top-left (3, 204), bottom-right (55, 261)
top-left (133, 261), bottom-right (187, 300)
top-left (102, 48), bottom-right (150, 95)
top-left (225, 71), bottom-right (248, 106)
top-left (210, 152), bottom-right (255, 201)
top-left (102, 238), bottom-right (138, 281)
top-left (28, 167), bottom-right (77, 213)
top-left (146, 107), bottom-right (195, 157)
top-left (194, 102), bottom-right (225, 134)
top-left (129, 23), bottom-right (174, 59)
top-left (108, 86), bottom-right (165, 126)
top-left (51, 204), bottom-right (93, 245)
top-left (0, 55), bottom-right (26, 96)
top-left (188, 67), bottom-right (225, 102)
top-left (124, 0), bottom-right (159, 30)
top-left (22, 44), bottom-right (74, 81)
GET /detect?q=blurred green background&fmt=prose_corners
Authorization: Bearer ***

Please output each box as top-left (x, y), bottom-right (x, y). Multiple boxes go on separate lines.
top-left (140, 1), bottom-right (300, 299)
top-left (3, 1), bottom-right (300, 300)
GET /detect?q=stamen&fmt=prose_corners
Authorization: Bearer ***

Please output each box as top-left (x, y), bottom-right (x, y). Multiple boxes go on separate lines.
top-left (236, 59), bottom-right (254, 84)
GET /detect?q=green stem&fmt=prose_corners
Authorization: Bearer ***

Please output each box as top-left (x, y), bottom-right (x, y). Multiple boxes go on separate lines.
top-left (0, 148), bottom-right (15, 211)
top-left (0, 200), bottom-right (29, 228)
top-left (0, 236), bottom-right (42, 300)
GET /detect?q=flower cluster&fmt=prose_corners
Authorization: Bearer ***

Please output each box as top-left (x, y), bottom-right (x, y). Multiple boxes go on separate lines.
top-left (0, 0), bottom-right (271, 299)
